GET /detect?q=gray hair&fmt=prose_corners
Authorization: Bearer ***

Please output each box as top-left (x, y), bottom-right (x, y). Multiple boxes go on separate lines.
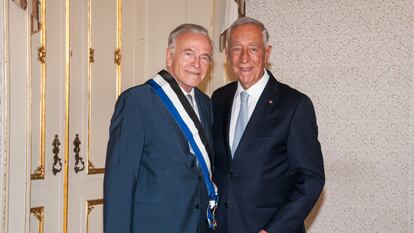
top-left (168, 24), bottom-right (213, 51)
top-left (226, 17), bottom-right (270, 49)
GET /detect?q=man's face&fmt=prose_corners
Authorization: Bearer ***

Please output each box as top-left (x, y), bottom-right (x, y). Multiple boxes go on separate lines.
top-left (166, 32), bottom-right (212, 92)
top-left (227, 24), bottom-right (272, 89)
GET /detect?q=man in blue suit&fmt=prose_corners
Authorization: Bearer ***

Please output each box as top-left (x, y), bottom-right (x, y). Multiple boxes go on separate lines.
top-left (104, 24), bottom-right (217, 233)
top-left (211, 17), bottom-right (325, 233)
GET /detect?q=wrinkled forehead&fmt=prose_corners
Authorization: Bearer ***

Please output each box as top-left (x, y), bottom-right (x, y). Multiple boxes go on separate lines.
top-left (229, 24), bottom-right (265, 45)
top-left (175, 32), bottom-right (213, 53)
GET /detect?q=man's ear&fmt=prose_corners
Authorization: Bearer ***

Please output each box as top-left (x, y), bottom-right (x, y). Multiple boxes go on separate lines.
top-left (166, 48), bottom-right (173, 67)
top-left (265, 45), bottom-right (272, 64)
top-left (224, 48), bottom-right (231, 59)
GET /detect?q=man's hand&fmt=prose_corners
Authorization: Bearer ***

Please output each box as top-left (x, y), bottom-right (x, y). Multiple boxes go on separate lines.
top-left (259, 230), bottom-right (268, 233)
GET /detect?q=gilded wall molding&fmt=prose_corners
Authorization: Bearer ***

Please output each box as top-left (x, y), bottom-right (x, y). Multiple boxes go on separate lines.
top-left (30, 206), bottom-right (44, 233)
top-left (86, 0), bottom-right (122, 175)
top-left (115, 0), bottom-right (122, 97)
top-left (63, 0), bottom-right (70, 232)
top-left (86, 199), bottom-right (104, 233)
top-left (30, 0), bottom-right (47, 180)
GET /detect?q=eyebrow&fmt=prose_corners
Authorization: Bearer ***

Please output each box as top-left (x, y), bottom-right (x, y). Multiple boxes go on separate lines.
top-left (231, 43), bottom-right (260, 47)
top-left (183, 48), bottom-right (195, 53)
top-left (183, 48), bottom-right (211, 59)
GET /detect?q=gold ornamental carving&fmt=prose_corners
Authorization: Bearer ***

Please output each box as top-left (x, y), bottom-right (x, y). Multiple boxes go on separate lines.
top-left (30, 207), bottom-right (44, 233)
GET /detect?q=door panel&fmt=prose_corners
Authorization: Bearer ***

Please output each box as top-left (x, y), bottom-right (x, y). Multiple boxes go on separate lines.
top-left (67, 0), bottom-right (123, 232)
top-left (29, 0), bottom-right (65, 233)
top-left (30, 29), bottom-right (43, 179)
top-left (67, 0), bottom-right (118, 232)
top-left (89, 0), bottom-right (118, 173)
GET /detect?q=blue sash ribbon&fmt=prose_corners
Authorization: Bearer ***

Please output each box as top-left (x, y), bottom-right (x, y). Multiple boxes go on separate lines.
top-left (147, 70), bottom-right (218, 229)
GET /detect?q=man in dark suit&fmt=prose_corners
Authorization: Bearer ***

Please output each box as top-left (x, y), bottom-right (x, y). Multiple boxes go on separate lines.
top-left (211, 17), bottom-right (325, 233)
top-left (104, 24), bottom-right (217, 233)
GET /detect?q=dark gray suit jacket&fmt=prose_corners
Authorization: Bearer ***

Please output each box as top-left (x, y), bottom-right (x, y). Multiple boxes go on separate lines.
top-left (104, 72), bottom-right (214, 233)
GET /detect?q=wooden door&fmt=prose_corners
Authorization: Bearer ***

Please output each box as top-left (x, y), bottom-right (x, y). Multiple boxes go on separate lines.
top-left (67, 0), bottom-right (120, 232)
top-left (29, 0), bottom-right (65, 232)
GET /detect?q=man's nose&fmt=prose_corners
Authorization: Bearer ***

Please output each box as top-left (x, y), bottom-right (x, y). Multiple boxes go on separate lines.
top-left (191, 56), bottom-right (200, 67)
top-left (241, 48), bottom-right (249, 63)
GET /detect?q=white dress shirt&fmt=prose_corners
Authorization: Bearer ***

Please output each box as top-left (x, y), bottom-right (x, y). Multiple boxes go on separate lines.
top-left (229, 70), bottom-right (269, 148)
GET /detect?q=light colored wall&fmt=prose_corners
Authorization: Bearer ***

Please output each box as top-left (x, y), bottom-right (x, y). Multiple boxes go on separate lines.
top-left (0, 0), bottom-right (6, 231)
top-left (247, 0), bottom-right (413, 232)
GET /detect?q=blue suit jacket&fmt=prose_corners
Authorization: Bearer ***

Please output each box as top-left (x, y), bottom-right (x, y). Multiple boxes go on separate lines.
top-left (104, 71), bottom-right (214, 233)
top-left (211, 71), bottom-right (325, 233)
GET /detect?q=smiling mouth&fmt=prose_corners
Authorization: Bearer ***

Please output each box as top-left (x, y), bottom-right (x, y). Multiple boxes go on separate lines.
top-left (239, 67), bottom-right (253, 72)
top-left (185, 70), bottom-right (201, 76)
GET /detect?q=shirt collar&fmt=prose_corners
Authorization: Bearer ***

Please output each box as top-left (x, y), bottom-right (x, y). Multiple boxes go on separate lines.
top-left (236, 70), bottom-right (269, 101)
top-left (179, 86), bottom-right (195, 98)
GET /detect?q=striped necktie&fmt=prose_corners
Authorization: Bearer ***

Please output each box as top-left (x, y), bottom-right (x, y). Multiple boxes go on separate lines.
top-left (186, 94), bottom-right (194, 108)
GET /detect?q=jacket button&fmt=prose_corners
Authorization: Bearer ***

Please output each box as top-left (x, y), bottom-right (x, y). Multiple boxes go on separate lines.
top-left (195, 204), bottom-right (200, 209)
top-left (224, 203), bottom-right (228, 208)
top-left (228, 172), bottom-right (234, 177)
top-left (198, 175), bottom-right (202, 181)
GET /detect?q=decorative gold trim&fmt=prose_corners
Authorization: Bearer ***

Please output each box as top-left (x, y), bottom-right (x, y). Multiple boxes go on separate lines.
top-left (86, 199), bottom-right (104, 214)
top-left (88, 48), bottom-right (94, 63)
top-left (86, 0), bottom-right (121, 175)
top-left (87, 0), bottom-right (104, 175)
top-left (116, 0), bottom-right (122, 96)
top-left (86, 199), bottom-right (104, 233)
top-left (64, 0), bottom-right (70, 232)
top-left (31, 166), bottom-right (45, 180)
top-left (114, 48), bottom-right (121, 65)
top-left (88, 160), bottom-right (104, 174)
top-left (30, 0), bottom-right (47, 181)
top-left (87, 0), bottom-right (93, 175)
top-left (30, 206), bottom-right (44, 233)
top-left (40, 0), bottom-right (47, 180)
top-left (37, 46), bottom-right (46, 63)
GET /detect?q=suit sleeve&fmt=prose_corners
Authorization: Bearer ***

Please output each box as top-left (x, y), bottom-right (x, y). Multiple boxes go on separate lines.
top-left (264, 96), bottom-right (325, 233)
top-left (104, 91), bottom-right (144, 233)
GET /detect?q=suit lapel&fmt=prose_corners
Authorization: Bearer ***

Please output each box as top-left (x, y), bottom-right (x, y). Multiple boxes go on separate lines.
top-left (233, 73), bottom-right (280, 157)
top-left (194, 89), bottom-right (207, 129)
top-left (224, 84), bottom-right (237, 160)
